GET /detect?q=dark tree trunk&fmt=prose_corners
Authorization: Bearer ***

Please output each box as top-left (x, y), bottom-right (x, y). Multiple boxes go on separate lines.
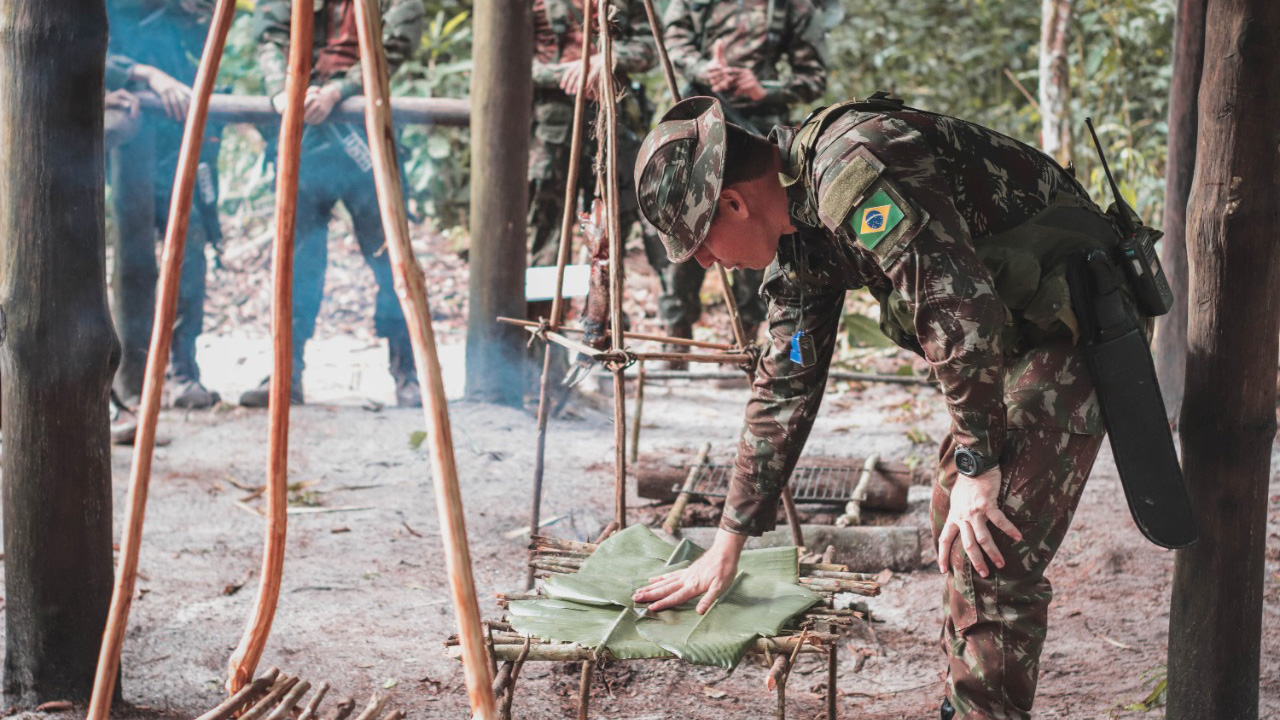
top-left (0, 0), bottom-right (120, 705)
top-left (1167, 1), bottom-right (1280, 717)
top-left (1154, 0), bottom-right (1207, 424)
top-left (464, 0), bottom-right (532, 405)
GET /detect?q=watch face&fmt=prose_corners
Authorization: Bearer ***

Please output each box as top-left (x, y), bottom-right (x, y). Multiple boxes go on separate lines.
top-left (956, 451), bottom-right (976, 475)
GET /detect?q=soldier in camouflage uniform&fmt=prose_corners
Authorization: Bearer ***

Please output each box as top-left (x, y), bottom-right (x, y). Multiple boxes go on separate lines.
top-left (528, 0), bottom-right (655, 272)
top-left (652, 0), bottom-right (826, 351)
top-left (243, 0), bottom-right (424, 408)
top-left (631, 96), bottom-right (1142, 720)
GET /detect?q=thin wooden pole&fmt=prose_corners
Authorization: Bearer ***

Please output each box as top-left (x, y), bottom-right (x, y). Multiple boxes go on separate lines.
top-left (353, 2), bottom-right (497, 716)
top-left (599, 0), bottom-right (629, 530)
top-left (781, 487), bottom-right (805, 549)
top-left (225, 0), bottom-right (311, 693)
top-left (549, 6), bottom-right (593, 330)
top-left (628, 360), bottom-right (645, 465)
top-left (498, 317), bottom-right (736, 351)
top-left (635, 0), bottom-right (747, 349)
top-left (86, 0), bottom-right (238, 714)
top-left (576, 660), bottom-right (593, 720)
top-left (526, 0), bottom-right (595, 590)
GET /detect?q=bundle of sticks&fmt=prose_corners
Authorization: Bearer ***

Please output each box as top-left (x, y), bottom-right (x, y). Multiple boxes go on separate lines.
top-left (197, 668), bottom-right (402, 720)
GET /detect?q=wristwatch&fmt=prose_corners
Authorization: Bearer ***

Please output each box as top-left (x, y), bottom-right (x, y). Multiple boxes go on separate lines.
top-left (954, 446), bottom-right (998, 477)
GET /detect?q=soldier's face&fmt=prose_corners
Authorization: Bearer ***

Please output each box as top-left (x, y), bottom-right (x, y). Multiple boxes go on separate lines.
top-left (692, 184), bottom-right (793, 270)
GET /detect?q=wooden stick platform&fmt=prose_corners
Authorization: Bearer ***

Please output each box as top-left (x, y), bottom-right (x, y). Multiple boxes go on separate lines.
top-left (445, 535), bottom-right (880, 719)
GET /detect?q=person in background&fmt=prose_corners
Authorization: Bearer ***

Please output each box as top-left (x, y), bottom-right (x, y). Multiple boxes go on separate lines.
top-left (652, 0), bottom-right (826, 364)
top-left (107, 0), bottom-right (224, 410)
top-left (242, 0), bottom-right (425, 408)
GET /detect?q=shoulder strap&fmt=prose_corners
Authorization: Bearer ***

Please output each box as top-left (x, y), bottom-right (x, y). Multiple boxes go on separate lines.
top-left (787, 91), bottom-right (908, 186)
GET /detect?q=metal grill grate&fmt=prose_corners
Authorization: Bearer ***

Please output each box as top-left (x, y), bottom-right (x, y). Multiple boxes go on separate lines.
top-left (683, 465), bottom-right (858, 504)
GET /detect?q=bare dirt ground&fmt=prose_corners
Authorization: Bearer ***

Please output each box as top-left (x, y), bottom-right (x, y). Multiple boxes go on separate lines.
top-left (7, 225), bottom-right (1279, 720)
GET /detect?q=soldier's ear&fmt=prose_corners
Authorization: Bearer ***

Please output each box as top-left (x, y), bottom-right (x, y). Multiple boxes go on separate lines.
top-left (719, 188), bottom-right (750, 219)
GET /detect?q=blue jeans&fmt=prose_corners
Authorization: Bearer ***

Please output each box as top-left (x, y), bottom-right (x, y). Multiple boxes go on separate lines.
top-left (289, 123), bottom-right (412, 374)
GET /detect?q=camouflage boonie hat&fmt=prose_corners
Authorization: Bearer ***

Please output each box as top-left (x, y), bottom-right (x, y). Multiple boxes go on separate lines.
top-left (634, 96), bottom-right (727, 263)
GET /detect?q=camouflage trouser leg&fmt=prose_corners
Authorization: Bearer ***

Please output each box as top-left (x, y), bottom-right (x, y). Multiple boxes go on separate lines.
top-left (650, 259), bottom-right (769, 329)
top-left (931, 429), bottom-right (1104, 720)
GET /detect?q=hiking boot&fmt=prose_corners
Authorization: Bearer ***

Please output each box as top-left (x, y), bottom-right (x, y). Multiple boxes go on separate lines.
top-left (110, 394), bottom-right (138, 446)
top-left (661, 321), bottom-right (693, 372)
top-left (389, 337), bottom-right (422, 408)
top-left (169, 374), bottom-right (221, 410)
top-left (239, 375), bottom-right (304, 408)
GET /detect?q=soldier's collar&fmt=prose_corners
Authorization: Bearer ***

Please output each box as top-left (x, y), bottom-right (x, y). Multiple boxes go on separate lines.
top-left (768, 125), bottom-right (803, 187)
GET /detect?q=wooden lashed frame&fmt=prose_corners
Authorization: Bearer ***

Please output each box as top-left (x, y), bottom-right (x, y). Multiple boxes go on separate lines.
top-left (86, 0), bottom-right (499, 717)
top-left (509, 0), bottom-right (812, 593)
top-left (463, 3), bottom-right (878, 719)
top-left (448, 535), bottom-right (880, 720)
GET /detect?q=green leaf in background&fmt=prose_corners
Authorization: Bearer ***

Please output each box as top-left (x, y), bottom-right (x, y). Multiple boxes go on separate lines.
top-left (408, 431), bottom-right (427, 450)
top-left (843, 312), bottom-right (896, 349)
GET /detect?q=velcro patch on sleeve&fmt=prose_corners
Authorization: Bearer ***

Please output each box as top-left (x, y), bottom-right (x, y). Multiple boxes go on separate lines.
top-left (848, 177), bottom-right (926, 267)
top-left (815, 148), bottom-right (885, 230)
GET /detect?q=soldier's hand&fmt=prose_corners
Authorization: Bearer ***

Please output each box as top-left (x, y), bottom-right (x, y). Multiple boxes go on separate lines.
top-left (135, 65), bottom-right (191, 122)
top-left (303, 84), bottom-right (342, 125)
top-left (726, 68), bottom-right (766, 102)
top-left (632, 529), bottom-right (746, 614)
top-left (271, 92), bottom-right (288, 115)
top-left (560, 54), bottom-right (604, 100)
top-left (704, 39), bottom-right (734, 91)
top-left (937, 466), bottom-right (1023, 578)
top-left (105, 89), bottom-right (140, 120)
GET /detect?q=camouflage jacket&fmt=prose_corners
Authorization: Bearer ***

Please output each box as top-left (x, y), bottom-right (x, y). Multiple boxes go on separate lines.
top-left (254, 0), bottom-right (425, 101)
top-left (722, 105), bottom-right (1116, 536)
top-left (661, 0), bottom-right (826, 123)
top-left (531, 0), bottom-right (656, 92)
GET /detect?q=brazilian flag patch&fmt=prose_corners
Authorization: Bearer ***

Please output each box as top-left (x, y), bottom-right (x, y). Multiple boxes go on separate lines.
top-left (851, 189), bottom-right (904, 250)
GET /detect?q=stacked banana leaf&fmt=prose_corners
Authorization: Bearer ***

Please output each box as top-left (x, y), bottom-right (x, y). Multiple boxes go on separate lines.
top-left (508, 525), bottom-right (822, 669)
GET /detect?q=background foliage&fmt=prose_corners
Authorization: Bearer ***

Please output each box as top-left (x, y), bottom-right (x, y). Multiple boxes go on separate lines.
top-left (211, 0), bottom-right (1175, 233)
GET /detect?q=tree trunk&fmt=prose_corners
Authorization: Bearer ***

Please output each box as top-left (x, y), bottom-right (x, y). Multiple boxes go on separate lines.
top-left (1038, 0), bottom-right (1073, 166)
top-left (1154, 0), bottom-right (1207, 424)
top-left (1167, 2), bottom-right (1280, 717)
top-left (0, 0), bottom-right (120, 704)
top-left (465, 0), bottom-right (532, 405)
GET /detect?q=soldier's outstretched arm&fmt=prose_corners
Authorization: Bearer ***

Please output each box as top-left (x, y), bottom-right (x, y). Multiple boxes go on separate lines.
top-left (722, 267), bottom-right (846, 536)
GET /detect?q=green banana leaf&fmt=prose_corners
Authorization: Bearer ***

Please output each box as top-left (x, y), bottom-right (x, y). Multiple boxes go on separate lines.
top-left (635, 547), bottom-right (821, 668)
top-left (508, 526), bottom-right (821, 669)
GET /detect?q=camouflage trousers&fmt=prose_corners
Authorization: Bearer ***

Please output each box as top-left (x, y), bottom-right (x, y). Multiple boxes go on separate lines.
top-left (640, 230), bottom-right (769, 328)
top-left (527, 98), bottom-right (643, 269)
top-left (931, 428), bottom-right (1104, 719)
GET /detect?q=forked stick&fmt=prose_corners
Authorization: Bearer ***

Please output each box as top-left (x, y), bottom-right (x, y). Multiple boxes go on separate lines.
top-left (86, 1), bottom-right (238, 717)
top-left (226, 0), bottom-right (313, 693)
top-left (352, 1), bottom-right (497, 717)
